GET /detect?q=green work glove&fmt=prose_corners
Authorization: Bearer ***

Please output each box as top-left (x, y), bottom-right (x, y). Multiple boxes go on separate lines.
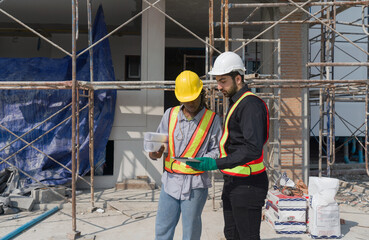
top-left (186, 157), bottom-right (218, 171)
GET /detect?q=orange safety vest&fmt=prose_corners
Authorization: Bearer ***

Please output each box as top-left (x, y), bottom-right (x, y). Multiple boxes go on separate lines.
top-left (220, 91), bottom-right (269, 177)
top-left (165, 106), bottom-right (216, 174)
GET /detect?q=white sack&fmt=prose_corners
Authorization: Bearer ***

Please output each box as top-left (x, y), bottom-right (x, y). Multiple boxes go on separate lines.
top-left (308, 177), bottom-right (339, 206)
top-left (308, 203), bottom-right (341, 238)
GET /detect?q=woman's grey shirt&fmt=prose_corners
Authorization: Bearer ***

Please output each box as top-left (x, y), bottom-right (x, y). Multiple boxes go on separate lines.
top-left (156, 106), bottom-right (222, 200)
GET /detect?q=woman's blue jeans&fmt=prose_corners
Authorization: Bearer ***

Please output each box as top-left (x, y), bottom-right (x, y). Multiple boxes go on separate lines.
top-left (155, 187), bottom-right (208, 240)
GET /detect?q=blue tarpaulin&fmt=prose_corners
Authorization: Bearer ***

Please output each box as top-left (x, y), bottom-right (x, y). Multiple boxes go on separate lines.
top-left (0, 5), bottom-right (116, 186)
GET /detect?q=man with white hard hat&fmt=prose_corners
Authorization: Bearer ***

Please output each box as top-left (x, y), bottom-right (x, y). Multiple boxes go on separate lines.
top-left (186, 52), bottom-right (270, 240)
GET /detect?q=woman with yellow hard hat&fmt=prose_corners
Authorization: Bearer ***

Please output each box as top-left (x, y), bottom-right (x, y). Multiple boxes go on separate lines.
top-left (149, 70), bottom-right (222, 240)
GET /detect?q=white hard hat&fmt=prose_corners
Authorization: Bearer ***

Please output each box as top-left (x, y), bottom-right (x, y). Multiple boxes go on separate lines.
top-left (208, 51), bottom-right (246, 76)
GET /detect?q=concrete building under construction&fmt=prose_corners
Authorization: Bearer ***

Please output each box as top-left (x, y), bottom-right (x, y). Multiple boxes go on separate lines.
top-left (0, 0), bottom-right (368, 239)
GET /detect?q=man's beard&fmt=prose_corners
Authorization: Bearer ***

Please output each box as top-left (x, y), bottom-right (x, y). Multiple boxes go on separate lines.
top-left (223, 82), bottom-right (238, 98)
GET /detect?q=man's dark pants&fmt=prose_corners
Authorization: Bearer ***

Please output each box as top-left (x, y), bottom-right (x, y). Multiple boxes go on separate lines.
top-left (222, 176), bottom-right (268, 240)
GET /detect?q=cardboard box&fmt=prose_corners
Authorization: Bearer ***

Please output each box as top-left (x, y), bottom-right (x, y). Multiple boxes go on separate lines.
top-left (267, 190), bottom-right (308, 208)
top-left (266, 200), bottom-right (306, 222)
top-left (265, 210), bottom-right (306, 234)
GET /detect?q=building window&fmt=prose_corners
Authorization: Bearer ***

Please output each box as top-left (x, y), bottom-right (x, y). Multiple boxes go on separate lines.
top-left (92, 140), bottom-right (114, 176)
top-left (125, 55), bottom-right (141, 80)
top-left (246, 60), bottom-right (260, 74)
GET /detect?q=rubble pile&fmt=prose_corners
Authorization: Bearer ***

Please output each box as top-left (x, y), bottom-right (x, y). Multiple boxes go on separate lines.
top-left (335, 177), bottom-right (369, 212)
top-left (0, 167), bottom-right (68, 215)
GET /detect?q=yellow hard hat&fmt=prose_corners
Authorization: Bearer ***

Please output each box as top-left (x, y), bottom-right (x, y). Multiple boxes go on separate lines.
top-left (175, 70), bottom-right (203, 102)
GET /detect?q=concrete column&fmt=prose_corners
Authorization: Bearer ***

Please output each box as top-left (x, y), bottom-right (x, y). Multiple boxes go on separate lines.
top-left (231, 27), bottom-right (243, 55)
top-left (141, 0), bottom-right (166, 184)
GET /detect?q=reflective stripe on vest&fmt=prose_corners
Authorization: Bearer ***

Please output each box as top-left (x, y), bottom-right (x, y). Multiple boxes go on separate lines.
top-left (165, 106), bottom-right (216, 174)
top-left (220, 91), bottom-right (269, 177)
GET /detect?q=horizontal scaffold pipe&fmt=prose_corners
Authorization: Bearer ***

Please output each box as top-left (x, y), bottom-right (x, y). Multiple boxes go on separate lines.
top-left (86, 84), bottom-right (367, 90)
top-left (0, 87), bottom-right (72, 90)
top-left (215, 20), bottom-right (324, 26)
top-left (310, 97), bottom-right (366, 102)
top-left (336, 21), bottom-right (369, 28)
top-left (82, 80), bottom-right (175, 85)
top-left (82, 82), bottom-right (368, 91)
top-left (307, 62), bottom-right (369, 67)
top-left (229, 1), bottom-right (369, 8)
top-left (248, 84), bottom-right (364, 89)
top-left (0, 81), bottom-right (72, 89)
top-left (214, 38), bottom-right (279, 43)
top-left (0, 84), bottom-right (366, 90)
top-left (0, 81), bottom-right (72, 86)
top-left (248, 79), bottom-right (369, 84)
top-left (0, 79), bottom-right (368, 90)
top-left (83, 79), bottom-right (369, 86)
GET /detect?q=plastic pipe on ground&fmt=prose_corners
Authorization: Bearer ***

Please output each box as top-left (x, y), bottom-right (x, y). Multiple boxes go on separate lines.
top-left (0, 206), bottom-right (59, 240)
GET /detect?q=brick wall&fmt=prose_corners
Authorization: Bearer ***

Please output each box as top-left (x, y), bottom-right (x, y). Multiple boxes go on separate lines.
top-left (279, 11), bottom-right (304, 180)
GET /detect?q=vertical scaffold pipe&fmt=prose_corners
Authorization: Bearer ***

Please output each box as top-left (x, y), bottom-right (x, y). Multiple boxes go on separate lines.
top-left (71, 0), bottom-right (78, 234)
top-left (220, 0), bottom-right (224, 39)
top-left (87, 0), bottom-right (95, 209)
top-left (366, 6), bottom-right (369, 176)
top-left (366, 83), bottom-right (369, 176)
top-left (225, 0), bottom-right (229, 51)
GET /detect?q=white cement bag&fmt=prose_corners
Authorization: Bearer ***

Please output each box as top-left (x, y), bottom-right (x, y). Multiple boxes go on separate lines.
top-left (308, 177), bottom-right (339, 206)
top-left (308, 177), bottom-right (341, 238)
top-left (308, 203), bottom-right (341, 239)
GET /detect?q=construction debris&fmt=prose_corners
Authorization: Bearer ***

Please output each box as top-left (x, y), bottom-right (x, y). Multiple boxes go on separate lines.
top-left (31, 187), bottom-right (66, 204)
top-left (273, 172), bottom-right (308, 197)
top-left (9, 195), bottom-right (35, 211)
top-left (335, 178), bottom-right (369, 212)
top-left (263, 173), bottom-right (369, 238)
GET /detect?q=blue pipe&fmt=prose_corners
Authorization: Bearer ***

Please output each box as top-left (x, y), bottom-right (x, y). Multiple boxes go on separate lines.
top-left (0, 206), bottom-right (59, 240)
top-left (344, 137), bottom-right (350, 164)
top-left (351, 138), bottom-right (356, 154)
top-left (358, 138), bottom-right (364, 163)
top-left (358, 146), bottom-right (364, 163)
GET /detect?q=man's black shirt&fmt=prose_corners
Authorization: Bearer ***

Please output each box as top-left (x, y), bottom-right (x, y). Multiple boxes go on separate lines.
top-left (216, 85), bottom-right (269, 189)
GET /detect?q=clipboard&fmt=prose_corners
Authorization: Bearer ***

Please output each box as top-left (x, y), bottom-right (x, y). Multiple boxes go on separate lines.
top-left (172, 157), bottom-right (201, 163)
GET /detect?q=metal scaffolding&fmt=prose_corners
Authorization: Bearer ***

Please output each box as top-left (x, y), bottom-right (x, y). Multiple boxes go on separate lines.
top-left (213, 0), bottom-right (369, 180)
top-left (1, 0), bottom-right (369, 237)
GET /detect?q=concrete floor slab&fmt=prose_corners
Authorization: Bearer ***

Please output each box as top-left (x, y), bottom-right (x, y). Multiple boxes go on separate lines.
top-left (0, 182), bottom-right (368, 240)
